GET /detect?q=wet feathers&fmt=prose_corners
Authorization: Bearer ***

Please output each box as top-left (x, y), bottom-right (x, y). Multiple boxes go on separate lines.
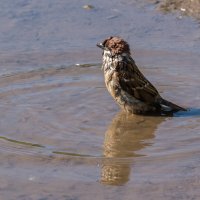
top-left (97, 36), bottom-right (186, 115)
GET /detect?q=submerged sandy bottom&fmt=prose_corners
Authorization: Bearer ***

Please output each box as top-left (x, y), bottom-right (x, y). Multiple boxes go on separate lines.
top-left (0, 0), bottom-right (200, 199)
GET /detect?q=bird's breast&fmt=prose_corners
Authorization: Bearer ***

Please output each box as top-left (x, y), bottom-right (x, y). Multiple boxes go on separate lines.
top-left (104, 70), bottom-right (118, 97)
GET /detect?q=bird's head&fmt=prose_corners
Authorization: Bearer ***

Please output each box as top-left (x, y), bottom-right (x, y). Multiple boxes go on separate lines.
top-left (97, 36), bottom-right (130, 56)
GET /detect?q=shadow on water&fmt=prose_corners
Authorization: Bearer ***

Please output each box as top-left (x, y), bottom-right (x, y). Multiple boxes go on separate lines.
top-left (100, 111), bottom-right (166, 186)
top-left (174, 108), bottom-right (200, 117)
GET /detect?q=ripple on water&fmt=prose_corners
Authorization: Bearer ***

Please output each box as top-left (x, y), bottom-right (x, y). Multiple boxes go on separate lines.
top-left (0, 50), bottom-right (200, 199)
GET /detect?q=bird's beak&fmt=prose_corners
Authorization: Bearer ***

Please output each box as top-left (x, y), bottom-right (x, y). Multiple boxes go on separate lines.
top-left (96, 43), bottom-right (105, 50)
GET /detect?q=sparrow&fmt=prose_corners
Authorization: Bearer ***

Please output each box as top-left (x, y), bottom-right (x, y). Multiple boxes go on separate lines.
top-left (97, 36), bottom-right (186, 115)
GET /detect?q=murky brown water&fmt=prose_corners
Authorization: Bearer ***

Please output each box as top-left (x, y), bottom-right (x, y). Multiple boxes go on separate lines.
top-left (0, 1), bottom-right (200, 200)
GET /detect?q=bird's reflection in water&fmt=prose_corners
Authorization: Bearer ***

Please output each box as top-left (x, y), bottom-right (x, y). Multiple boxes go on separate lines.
top-left (100, 111), bottom-right (165, 186)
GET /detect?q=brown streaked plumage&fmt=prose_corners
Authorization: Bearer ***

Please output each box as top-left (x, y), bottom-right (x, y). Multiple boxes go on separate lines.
top-left (97, 36), bottom-right (186, 115)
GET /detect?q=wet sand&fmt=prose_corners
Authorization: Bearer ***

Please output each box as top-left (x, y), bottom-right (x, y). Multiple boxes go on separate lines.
top-left (157, 0), bottom-right (200, 19)
top-left (0, 0), bottom-right (200, 200)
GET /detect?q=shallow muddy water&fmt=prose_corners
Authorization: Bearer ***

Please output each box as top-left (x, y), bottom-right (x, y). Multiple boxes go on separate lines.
top-left (0, 1), bottom-right (200, 200)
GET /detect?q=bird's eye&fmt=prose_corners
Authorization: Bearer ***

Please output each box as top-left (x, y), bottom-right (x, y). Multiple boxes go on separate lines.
top-left (110, 45), bottom-right (115, 49)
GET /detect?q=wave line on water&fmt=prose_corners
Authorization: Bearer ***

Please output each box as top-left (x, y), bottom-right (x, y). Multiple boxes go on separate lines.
top-left (0, 135), bottom-right (45, 148)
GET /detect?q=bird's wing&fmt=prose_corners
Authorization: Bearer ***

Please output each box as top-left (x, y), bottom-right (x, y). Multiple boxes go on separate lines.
top-left (116, 56), bottom-right (160, 103)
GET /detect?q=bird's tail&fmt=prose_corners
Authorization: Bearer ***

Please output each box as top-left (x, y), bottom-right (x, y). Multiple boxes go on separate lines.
top-left (158, 98), bottom-right (186, 112)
